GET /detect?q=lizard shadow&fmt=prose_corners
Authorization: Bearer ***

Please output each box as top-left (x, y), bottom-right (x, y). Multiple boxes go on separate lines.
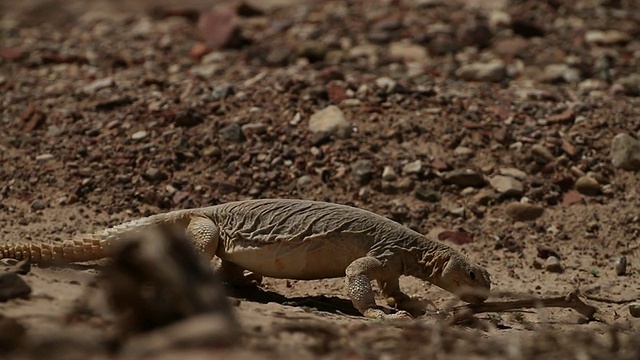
top-left (227, 285), bottom-right (362, 317)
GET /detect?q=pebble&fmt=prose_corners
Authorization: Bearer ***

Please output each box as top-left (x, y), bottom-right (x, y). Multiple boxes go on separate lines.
top-left (30, 199), bottom-right (45, 211)
top-left (131, 130), bottom-right (149, 140)
top-left (296, 175), bottom-right (313, 190)
top-left (490, 175), bottom-right (524, 196)
top-left (375, 77), bottom-right (397, 93)
top-left (610, 133), bottom-right (640, 170)
top-left (82, 77), bottom-right (114, 94)
top-left (381, 166), bottom-right (398, 181)
top-left (541, 64), bottom-right (581, 83)
top-left (473, 189), bottom-right (496, 205)
top-left (222, 123), bottom-right (244, 142)
top-left (442, 169), bottom-right (487, 187)
top-left (614, 256), bottom-right (627, 276)
top-left (629, 303), bottom-right (640, 318)
top-left (388, 41), bottom-right (428, 62)
top-left (351, 160), bottom-right (373, 184)
top-left (505, 202), bottom-right (544, 221)
top-left (584, 30), bottom-right (631, 46)
top-left (143, 167), bottom-right (167, 182)
top-left (402, 160), bottom-right (422, 175)
top-left (545, 256), bottom-right (564, 273)
top-left (531, 144), bottom-right (555, 163)
top-left (499, 167), bottom-right (527, 180)
top-left (35, 153), bottom-right (54, 161)
top-left (241, 123), bottom-right (266, 138)
top-left (308, 105), bottom-right (352, 138)
top-left (614, 74), bottom-right (640, 96)
top-left (575, 176), bottom-right (601, 196)
top-left (415, 185), bottom-right (440, 202)
top-left (455, 60), bottom-right (507, 82)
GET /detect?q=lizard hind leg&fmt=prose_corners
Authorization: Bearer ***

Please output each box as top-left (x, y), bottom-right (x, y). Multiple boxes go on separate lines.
top-left (186, 215), bottom-right (220, 259)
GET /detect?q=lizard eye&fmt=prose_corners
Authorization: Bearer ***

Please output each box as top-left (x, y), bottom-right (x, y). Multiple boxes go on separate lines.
top-left (469, 270), bottom-right (476, 280)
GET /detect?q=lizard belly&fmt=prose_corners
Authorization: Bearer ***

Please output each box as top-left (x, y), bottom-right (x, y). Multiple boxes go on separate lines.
top-left (219, 237), bottom-right (370, 280)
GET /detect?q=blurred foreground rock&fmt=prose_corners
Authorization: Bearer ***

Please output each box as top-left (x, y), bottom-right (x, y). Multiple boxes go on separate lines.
top-left (103, 224), bottom-right (240, 356)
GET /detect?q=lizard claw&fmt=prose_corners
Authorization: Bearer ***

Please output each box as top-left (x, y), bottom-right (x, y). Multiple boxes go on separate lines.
top-left (387, 296), bottom-right (437, 317)
top-left (363, 308), bottom-right (413, 321)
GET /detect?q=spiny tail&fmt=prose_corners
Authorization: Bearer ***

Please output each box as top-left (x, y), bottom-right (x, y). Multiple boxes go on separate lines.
top-left (0, 208), bottom-right (200, 265)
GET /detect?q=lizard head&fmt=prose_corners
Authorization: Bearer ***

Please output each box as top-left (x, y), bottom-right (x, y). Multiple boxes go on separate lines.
top-left (437, 255), bottom-right (491, 304)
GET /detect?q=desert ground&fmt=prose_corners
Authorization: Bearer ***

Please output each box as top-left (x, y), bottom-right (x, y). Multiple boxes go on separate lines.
top-left (1, 0), bottom-right (639, 359)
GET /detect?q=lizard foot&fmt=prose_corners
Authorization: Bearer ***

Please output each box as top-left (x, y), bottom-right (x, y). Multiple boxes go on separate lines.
top-left (386, 296), bottom-right (437, 317)
top-left (362, 308), bottom-right (413, 320)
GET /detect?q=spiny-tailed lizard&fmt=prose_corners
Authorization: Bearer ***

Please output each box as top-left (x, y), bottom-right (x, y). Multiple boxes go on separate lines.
top-left (1, 199), bottom-right (491, 319)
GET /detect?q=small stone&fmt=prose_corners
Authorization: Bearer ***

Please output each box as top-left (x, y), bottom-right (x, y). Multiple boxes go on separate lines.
top-left (611, 133), bottom-right (640, 171)
top-left (351, 160), bottom-right (373, 185)
top-left (296, 175), bottom-right (313, 190)
top-left (499, 167), bottom-right (527, 180)
top-left (545, 256), bottom-right (564, 273)
top-left (131, 130), bottom-right (149, 140)
top-left (35, 154), bottom-right (54, 161)
top-left (82, 77), bottom-right (114, 94)
top-left (29, 199), bottom-right (44, 211)
top-left (615, 74), bottom-right (640, 96)
top-left (143, 167), bottom-right (167, 182)
top-left (629, 303), bottom-right (640, 318)
top-left (541, 64), bottom-right (581, 84)
top-left (308, 105), bottom-right (352, 138)
top-left (415, 185), bottom-right (440, 202)
top-left (222, 123), bottom-right (244, 142)
top-left (298, 41), bottom-right (328, 62)
top-left (453, 146), bottom-right (474, 156)
top-left (455, 60), bottom-right (507, 82)
top-left (531, 144), bottom-right (555, 163)
top-left (585, 30), bottom-right (631, 46)
top-left (505, 202), bottom-right (544, 221)
top-left (490, 175), bottom-right (524, 196)
top-left (375, 77), bottom-right (397, 93)
top-left (402, 160), bottom-right (423, 175)
top-left (241, 123), bottom-right (266, 138)
top-left (449, 207), bottom-right (466, 217)
top-left (389, 41), bottom-right (428, 62)
top-left (381, 166), bottom-right (398, 181)
top-left (442, 169), bottom-right (487, 187)
top-left (473, 189), bottom-right (496, 205)
top-left (615, 256), bottom-right (627, 276)
top-left (575, 176), bottom-right (601, 196)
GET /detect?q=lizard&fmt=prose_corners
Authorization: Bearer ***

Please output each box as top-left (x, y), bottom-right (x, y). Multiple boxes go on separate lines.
top-left (0, 199), bottom-right (491, 319)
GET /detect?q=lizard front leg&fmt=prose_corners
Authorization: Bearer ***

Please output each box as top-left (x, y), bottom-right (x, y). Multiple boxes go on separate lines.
top-left (345, 256), bottom-right (411, 319)
top-left (378, 277), bottom-right (436, 317)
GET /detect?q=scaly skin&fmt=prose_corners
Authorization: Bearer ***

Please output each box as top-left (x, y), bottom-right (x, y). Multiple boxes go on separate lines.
top-left (0, 199), bottom-right (491, 319)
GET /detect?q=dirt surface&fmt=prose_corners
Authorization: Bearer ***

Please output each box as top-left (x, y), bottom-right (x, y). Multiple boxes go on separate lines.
top-left (1, 0), bottom-right (640, 358)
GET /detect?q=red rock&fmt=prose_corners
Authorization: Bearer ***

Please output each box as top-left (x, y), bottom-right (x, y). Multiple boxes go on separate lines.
top-left (190, 42), bottom-right (209, 60)
top-left (327, 82), bottom-right (347, 103)
top-left (561, 138), bottom-right (578, 157)
top-left (198, 6), bottom-right (241, 50)
top-left (20, 106), bottom-right (46, 132)
top-left (0, 48), bottom-right (25, 61)
top-left (562, 190), bottom-right (583, 206)
top-left (547, 109), bottom-right (575, 124)
top-left (431, 158), bottom-right (450, 171)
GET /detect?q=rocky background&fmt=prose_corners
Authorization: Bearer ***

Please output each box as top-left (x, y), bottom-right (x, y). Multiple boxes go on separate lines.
top-left (1, 0), bottom-right (640, 359)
